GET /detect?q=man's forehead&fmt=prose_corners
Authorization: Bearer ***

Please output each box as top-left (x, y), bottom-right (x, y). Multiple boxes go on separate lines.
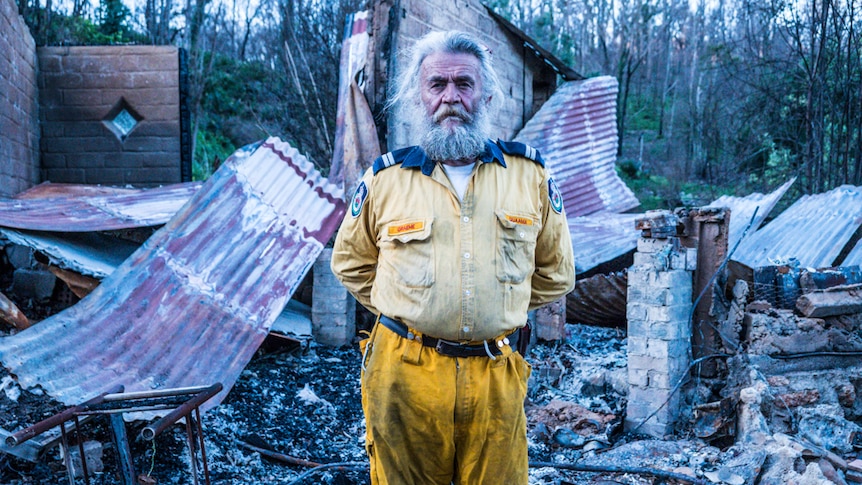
top-left (420, 52), bottom-right (482, 78)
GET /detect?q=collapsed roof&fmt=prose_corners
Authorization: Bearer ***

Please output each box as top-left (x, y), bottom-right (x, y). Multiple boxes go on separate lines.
top-left (0, 138), bottom-right (345, 413)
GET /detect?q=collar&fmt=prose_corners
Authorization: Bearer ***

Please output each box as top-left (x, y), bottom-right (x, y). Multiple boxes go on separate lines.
top-left (401, 140), bottom-right (507, 176)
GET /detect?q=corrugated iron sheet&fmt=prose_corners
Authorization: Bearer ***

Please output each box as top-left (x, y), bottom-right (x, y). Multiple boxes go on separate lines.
top-left (706, 178), bottom-right (795, 251)
top-left (0, 229), bottom-right (137, 278)
top-left (566, 272), bottom-right (627, 327)
top-left (732, 185), bottom-right (862, 269)
top-left (569, 212), bottom-right (641, 274)
top-left (515, 76), bottom-right (640, 217)
top-left (330, 10), bottom-right (379, 191)
top-left (843, 239), bottom-right (862, 267)
top-left (0, 182), bottom-right (200, 232)
top-left (0, 137), bottom-right (346, 413)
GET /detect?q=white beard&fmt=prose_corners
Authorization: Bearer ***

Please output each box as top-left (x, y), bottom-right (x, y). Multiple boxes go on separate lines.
top-left (415, 102), bottom-right (490, 162)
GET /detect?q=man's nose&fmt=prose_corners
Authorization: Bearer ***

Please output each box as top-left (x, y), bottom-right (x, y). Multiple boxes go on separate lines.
top-left (441, 82), bottom-right (460, 103)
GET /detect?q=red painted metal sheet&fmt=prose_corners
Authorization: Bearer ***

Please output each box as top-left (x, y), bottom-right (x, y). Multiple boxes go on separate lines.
top-left (733, 185), bottom-right (862, 269)
top-left (515, 76), bottom-right (639, 217)
top-left (0, 138), bottom-right (346, 414)
top-left (0, 182), bottom-right (201, 232)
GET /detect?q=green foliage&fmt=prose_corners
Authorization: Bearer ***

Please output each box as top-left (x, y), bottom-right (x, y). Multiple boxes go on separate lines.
top-left (626, 95), bottom-right (662, 132)
top-left (193, 53), bottom-right (296, 179)
top-left (746, 135), bottom-right (796, 189)
top-left (193, 128), bottom-right (235, 181)
top-left (616, 159), bottom-right (735, 211)
top-left (21, 6), bottom-right (139, 45)
top-left (98, 0), bottom-right (130, 38)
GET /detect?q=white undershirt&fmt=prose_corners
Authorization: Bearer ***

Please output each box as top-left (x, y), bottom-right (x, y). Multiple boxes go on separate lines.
top-left (441, 163), bottom-right (475, 201)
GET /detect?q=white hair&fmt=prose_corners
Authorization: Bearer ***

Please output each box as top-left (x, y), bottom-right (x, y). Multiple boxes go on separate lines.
top-left (388, 30), bottom-right (503, 113)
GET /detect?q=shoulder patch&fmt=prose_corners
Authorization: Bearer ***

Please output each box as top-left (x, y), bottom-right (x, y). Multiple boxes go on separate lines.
top-left (372, 147), bottom-right (415, 174)
top-left (548, 177), bottom-right (564, 214)
top-left (350, 181), bottom-right (369, 217)
top-left (496, 140), bottom-right (545, 167)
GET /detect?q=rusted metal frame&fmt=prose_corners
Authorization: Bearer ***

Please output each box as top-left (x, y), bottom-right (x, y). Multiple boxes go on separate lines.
top-left (195, 407), bottom-right (211, 482)
top-left (73, 415), bottom-right (90, 485)
top-left (59, 422), bottom-right (74, 485)
top-left (6, 383), bottom-right (220, 485)
top-left (184, 415), bottom-right (200, 485)
top-left (103, 384), bottom-right (216, 402)
top-left (6, 385), bottom-right (124, 447)
top-left (140, 383), bottom-right (222, 440)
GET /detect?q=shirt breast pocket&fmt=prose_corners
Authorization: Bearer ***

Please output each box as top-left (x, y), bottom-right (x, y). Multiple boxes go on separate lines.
top-left (495, 210), bottom-right (539, 284)
top-left (378, 218), bottom-right (435, 288)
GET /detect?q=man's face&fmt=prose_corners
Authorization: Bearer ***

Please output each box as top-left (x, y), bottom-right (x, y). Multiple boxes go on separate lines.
top-left (419, 52), bottom-right (486, 132)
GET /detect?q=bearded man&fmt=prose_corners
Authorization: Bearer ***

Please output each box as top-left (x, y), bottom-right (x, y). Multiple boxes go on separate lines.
top-left (331, 30), bottom-right (575, 485)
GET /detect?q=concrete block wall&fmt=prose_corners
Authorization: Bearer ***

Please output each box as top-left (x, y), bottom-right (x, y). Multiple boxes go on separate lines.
top-left (312, 248), bottom-right (356, 346)
top-left (0, 0), bottom-right (40, 197)
top-left (386, 0), bottom-right (542, 149)
top-left (625, 229), bottom-right (695, 437)
top-left (38, 46), bottom-right (182, 186)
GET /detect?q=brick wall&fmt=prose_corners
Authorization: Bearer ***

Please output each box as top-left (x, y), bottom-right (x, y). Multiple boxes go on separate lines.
top-left (39, 46), bottom-right (183, 186)
top-left (378, 0), bottom-right (555, 150)
top-left (0, 0), bottom-right (39, 197)
top-left (625, 212), bottom-right (696, 437)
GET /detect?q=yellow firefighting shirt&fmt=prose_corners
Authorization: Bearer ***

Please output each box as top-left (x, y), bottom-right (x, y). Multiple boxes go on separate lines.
top-left (331, 140), bottom-right (576, 342)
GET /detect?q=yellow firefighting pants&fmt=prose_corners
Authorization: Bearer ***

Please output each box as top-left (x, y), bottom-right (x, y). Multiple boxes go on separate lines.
top-left (359, 320), bottom-right (531, 485)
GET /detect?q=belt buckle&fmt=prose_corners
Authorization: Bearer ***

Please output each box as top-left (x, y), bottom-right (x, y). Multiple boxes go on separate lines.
top-left (434, 339), bottom-right (460, 355)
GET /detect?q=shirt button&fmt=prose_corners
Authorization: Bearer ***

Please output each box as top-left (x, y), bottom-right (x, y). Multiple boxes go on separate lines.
top-left (463, 216), bottom-right (469, 223)
top-left (519, 232), bottom-right (525, 238)
top-left (464, 252), bottom-right (471, 259)
top-left (465, 289), bottom-right (471, 295)
top-left (463, 327), bottom-right (470, 333)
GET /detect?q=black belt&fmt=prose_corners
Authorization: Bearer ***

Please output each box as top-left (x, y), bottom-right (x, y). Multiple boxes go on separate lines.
top-left (378, 315), bottom-right (520, 358)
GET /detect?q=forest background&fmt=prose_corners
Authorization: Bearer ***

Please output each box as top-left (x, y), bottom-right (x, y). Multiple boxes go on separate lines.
top-left (13, 0), bottom-right (862, 210)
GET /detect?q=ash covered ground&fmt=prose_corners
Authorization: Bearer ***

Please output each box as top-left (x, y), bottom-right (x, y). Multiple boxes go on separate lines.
top-left (0, 321), bottom-right (693, 485)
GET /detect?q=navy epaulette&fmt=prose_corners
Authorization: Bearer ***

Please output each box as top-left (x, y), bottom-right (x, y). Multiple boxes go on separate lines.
top-left (372, 147), bottom-right (415, 174)
top-left (496, 140), bottom-right (545, 167)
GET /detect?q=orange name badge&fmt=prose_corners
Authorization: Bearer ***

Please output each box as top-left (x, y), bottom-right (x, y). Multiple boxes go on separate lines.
top-left (388, 220), bottom-right (425, 236)
top-left (505, 214), bottom-right (533, 226)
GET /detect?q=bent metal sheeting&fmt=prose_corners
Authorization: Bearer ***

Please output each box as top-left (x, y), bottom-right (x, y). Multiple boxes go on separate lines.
top-left (0, 182), bottom-right (201, 231)
top-left (732, 185), bottom-right (862, 269)
top-left (0, 138), bottom-right (346, 412)
top-left (514, 76), bottom-right (640, 217)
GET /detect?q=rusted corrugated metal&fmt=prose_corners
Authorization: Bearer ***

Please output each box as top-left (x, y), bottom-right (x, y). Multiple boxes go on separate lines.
top-left (0, 228), bottom-right (136, 278)
top-left (566, 272), bottom-right (627, 327)
top-left (706, 178), bottom-right (795, 251)
top-left (569, 213), bottom-right (641, 274)
top-left (330, 10), bottom-right (380, 192)
top-left (0, 182), bottom-right (200, 232)
top-left (0, 138), bottom-right (346, 413)
top-left (732, 185), bottom-right (862, 269)
top-left (515, 76), bottom-right (640, 217)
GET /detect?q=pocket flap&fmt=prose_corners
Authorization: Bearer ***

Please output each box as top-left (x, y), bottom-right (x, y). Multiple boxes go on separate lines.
top-left (495, 210), bottom-right (538, 231)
